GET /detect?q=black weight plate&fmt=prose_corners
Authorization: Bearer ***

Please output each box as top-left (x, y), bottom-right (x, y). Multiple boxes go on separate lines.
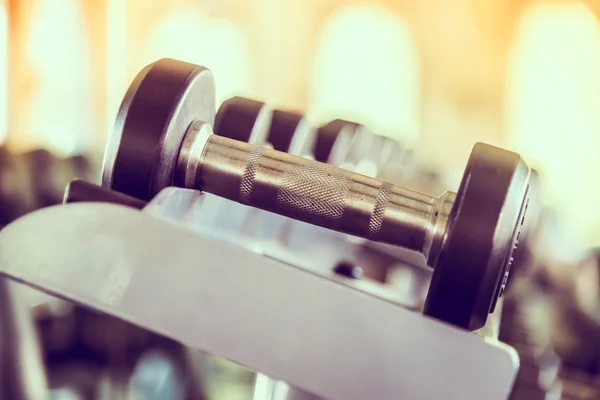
top-left (214, 97), bottom-right (271, 144)
top-left (314, 119), bottom-right (359, 163)
top-left (268, 109), bottom-right (303, 153)
top-left (423, 142), bottom-right (530, 331)
top-left (102, 58), bottom-right (216, 200)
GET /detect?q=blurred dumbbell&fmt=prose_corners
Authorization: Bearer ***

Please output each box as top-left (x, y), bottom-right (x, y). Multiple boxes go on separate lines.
top-left (215, 97), bottom-right (315, 157)
top-left (0, 148), bottom-right (92, 225)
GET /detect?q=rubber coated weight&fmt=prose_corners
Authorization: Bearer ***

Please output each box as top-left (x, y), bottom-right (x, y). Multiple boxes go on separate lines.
top-left (314, 119), bottom-right (359, 164)
top-left (267, 110), bottom-right (302, 152)
top-left (423, 143), bottom-right (530, 330)
top-left (214, 99), bottom-right (315, 156)
top-left (102, 58), bottom-right (216, 200)
top-left (214, 97), bottom-right (272, 144)
top-left (268, 109), bottom-right (316, 157)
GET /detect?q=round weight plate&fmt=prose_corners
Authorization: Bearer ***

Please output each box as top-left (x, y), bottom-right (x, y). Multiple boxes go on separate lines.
top-left (268, 109), bottom-right (304, 153)
top-left (214, 97), bottom-right (272, 144)
top-left (423, 143), bottom-right (530, 331)
top-left (314, 119), bottom-right (358, 164)
top-left (102, 58), bottom-right (216, 200)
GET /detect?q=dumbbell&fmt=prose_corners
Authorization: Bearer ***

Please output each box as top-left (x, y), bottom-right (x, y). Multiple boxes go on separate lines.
top-left (101, 58), bottom-right (531, 331)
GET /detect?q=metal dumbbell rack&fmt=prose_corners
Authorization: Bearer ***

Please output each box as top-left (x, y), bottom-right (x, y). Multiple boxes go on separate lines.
top-left (0, 58), bottom-right (533, 400)
top-left (0, 186), bottom-right (519, 400)
top-left (196, 97), bottom-right (445, 400)
top-left (65, 98), bottom-right (447, 400)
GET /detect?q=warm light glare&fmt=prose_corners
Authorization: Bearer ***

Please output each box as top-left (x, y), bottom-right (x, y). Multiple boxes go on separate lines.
top-left (0, 6), bottom-right (6, 145)
top-left (142, 11), bottom-right (252, 106)
top-left (506, 3), bottom-right (600, 245)
top-left (26, 0), bottom-right (94, 156)
top-left (106, 0), bottom-right (128, 140)
top-left (308, 4), bottom-right (420, 144)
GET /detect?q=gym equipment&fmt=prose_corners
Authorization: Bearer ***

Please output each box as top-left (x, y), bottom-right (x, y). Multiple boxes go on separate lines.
top-left (102, 58), bottom-right (532, 331)
top-left (0, 187), bottom-right (520, 400)
top-left (0, 57), bottom-right (542, 399)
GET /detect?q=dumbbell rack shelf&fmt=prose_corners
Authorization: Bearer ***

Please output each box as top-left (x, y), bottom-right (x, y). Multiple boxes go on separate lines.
top-left (0, 187), bottom-right (519, 400)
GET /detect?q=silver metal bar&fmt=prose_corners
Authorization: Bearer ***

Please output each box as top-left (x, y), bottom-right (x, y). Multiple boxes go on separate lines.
top-left (177, 125), bottom-right (453, 264)
top-left (0, 199), bottom-right (518, 400)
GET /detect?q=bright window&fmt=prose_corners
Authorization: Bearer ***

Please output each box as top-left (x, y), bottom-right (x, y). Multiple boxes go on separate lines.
top-left (26, 0), bottom-right (94, 156)
top-left (142, 11), bottom-right (252, 106)
top-left (0, 5), bottom-right (6, 144)
top-left (308, 4), bottom-right (420, 144)
top-left (506, 3), bottom-right (600, 245)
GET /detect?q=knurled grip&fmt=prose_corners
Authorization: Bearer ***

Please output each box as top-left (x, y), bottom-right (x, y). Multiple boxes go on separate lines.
top-left (196, 134), bottom-right (436, 252)
top-left (239, 145), bottom-right (267, 205)
top-left (276, 161), bottom-right (351, 226)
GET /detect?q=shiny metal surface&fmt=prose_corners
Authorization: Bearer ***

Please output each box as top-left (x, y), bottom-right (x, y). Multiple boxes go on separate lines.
top-left (0, 200), bottom-right (519, 400)
top-left (177, 127), bottom-right (451, 262)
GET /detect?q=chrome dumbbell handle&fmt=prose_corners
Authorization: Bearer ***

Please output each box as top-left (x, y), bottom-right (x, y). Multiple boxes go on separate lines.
top-left (176, 120), bottom-right (454, 267)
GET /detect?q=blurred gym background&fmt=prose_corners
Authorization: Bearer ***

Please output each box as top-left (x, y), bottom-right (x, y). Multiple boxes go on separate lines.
top-left (1, 1), bottom-right (600, 399)
top-left (2, 0), bottom-right (599, 246)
